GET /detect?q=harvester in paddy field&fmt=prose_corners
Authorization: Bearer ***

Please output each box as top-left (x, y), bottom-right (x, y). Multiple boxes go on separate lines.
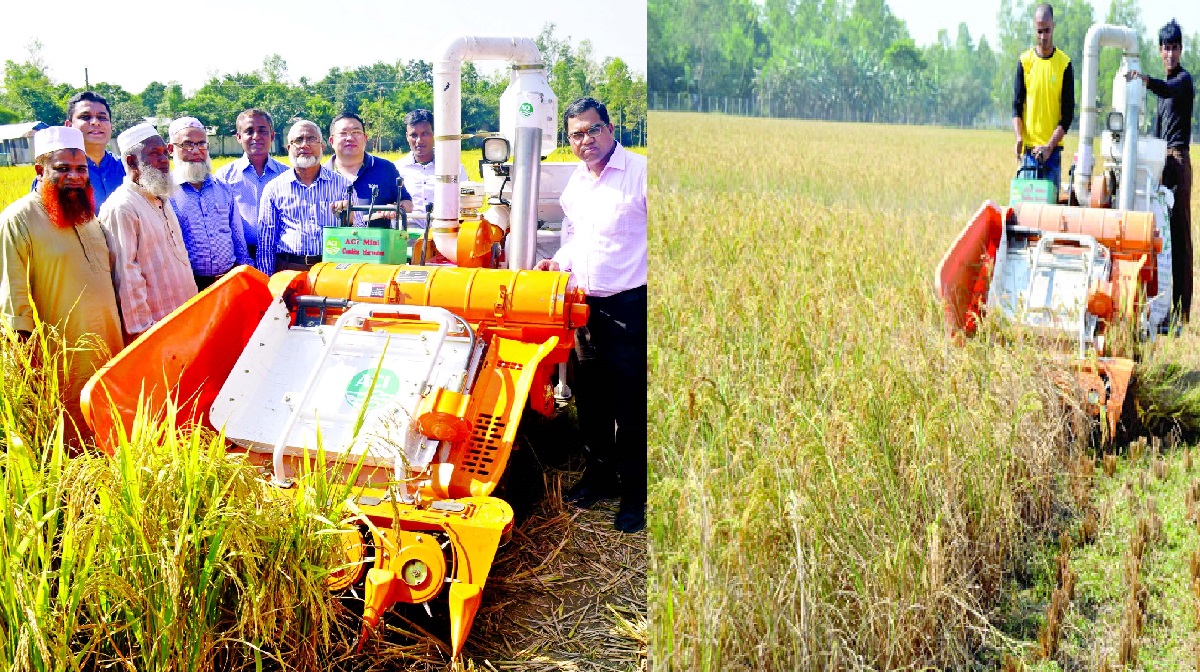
top-left (80, 37), bottom-right (586, 659)
top-left (936, 24), bottom-right (1178, 438)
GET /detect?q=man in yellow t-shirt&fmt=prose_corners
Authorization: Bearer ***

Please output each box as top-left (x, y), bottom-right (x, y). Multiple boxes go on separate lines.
top-left (1012, 3), bottom-right (1076, 194)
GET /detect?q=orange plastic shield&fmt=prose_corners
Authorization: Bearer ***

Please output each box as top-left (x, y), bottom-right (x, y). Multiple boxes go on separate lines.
top-left (81, 266), bottom-right (274, 453)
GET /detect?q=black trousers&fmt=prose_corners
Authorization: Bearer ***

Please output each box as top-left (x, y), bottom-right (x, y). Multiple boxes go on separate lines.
top-left (1165, 148), bottom-right (1193, 321)
top-left (572, 285), bottom-right (648, 508)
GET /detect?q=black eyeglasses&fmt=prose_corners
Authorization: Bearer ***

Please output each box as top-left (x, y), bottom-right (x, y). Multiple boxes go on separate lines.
top-left (568, 123), bottom-right (607, 143)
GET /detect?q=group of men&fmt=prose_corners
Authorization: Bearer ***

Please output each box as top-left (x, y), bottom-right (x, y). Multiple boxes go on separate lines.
top-left (0, 91), bottom-right (648, 534)
top-left (1013, 4), bottom-right (1194, 325)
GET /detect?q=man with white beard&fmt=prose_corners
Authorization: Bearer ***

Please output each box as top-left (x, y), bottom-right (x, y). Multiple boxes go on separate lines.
top-left (100, 122), bottom-right (197, 343)
top-left (255, 119), bottom-right (360, 274)
top-left (167, 117), bottom-right (251, 290)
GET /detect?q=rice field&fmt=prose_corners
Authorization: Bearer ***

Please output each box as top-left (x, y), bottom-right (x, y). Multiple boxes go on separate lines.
top-left (0, 146), bottom-right (646, 670)
top-left (648, 111), bottom-right (1200, 669)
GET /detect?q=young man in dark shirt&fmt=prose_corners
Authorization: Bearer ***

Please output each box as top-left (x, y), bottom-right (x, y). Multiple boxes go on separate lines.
top-left (1128, 19), bottom-right (1194, 324)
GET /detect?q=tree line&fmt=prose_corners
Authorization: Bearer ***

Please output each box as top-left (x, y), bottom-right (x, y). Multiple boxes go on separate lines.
top-left (0, 24), bottom-right (648, 152)
top-left (650, 0), bottom-right (1200, 139)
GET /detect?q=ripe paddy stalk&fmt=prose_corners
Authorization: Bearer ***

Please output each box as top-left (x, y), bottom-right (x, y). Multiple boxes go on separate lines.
top-left (650, 114), bottom-right (1088, 669)
top-left (0, 316), bottom-right (366, 669)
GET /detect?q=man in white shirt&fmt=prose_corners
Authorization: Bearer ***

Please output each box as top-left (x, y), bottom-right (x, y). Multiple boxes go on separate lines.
top-left (536, 97), bottom-right (647, 533)
top-left (394, 109), bottom-right (468, 229)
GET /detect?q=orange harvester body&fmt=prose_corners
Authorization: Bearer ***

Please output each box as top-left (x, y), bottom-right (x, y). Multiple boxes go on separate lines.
top-left (935, 201), bottom-right (1160, 436)
top-left (81, 262), bottom-right (589, 658)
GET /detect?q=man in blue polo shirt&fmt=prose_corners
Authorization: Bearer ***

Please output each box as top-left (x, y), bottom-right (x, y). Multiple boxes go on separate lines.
top-left (214, 109), bottom-right (288, 259)
top-left (30, 91), bottom-right (125, 213)
top-left (167, 117), bottom-right (251, 290)
top-left (255, 120), bottom-right (361, 274)
top-left (325, 112), bottom-right (412, 228)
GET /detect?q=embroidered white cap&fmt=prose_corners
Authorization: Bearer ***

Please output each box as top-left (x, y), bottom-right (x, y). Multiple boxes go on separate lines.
top-left (33, 126), bottom-right (85, 158)
top-left (117, 122), bottom-right (161, 155)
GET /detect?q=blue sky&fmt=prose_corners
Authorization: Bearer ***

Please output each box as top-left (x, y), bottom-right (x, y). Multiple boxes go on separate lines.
top-left (1, 0), bottom-right (647, 94)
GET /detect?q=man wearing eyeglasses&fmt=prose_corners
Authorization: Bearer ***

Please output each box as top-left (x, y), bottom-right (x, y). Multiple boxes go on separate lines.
top-left (326, 112), bottom-right (412, 227)
top-left (167, 117), bottom-right (251, 291)
top-left (1012, 3), bottom-right (1075, 196)
top-left (1126, 20), bottom-right (1194, 325)
top-left (255, 120), bottom-right (360, 274)
top-left (535, 96), bottom-right (647, 534)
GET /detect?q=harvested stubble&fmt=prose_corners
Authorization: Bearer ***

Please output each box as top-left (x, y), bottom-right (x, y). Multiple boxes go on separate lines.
top-left (650, 114), bottom-right (1093, 669)
top-left (1104, 453), bottom-right (1119, 477)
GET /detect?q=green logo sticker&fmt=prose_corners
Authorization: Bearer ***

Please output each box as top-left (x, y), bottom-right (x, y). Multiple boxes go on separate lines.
top-left (324, 236), bottom-right (341, 255)
top-left (345, 368), bottom-right (400, 410)
top-left (519, 102), bottom-right (534, 117)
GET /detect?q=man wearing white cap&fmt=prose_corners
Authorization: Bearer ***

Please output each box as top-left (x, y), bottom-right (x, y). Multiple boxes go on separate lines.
top-left (1, 126), bottom-right (124, 444)
top-left (167, 116), bottom-right (251, 290)
top-left (99, 122), bottom-right (197, 343)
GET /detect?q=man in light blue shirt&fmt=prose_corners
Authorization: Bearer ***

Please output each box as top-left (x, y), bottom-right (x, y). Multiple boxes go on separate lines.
top-left (214, 109), bottom-right (287, 259)
top-left (168, 117), bottom-right (251, 290)
top-left (255, 120), bottom-right (360, 274)
top-left (30, 91), bottom-right (126, 213)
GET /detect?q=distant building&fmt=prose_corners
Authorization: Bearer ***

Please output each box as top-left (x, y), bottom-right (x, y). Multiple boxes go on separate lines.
top-left (0, 121), bottom-right (49, 165)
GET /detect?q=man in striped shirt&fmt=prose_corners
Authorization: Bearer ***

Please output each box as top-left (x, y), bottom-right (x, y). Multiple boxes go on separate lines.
top-left (214, 109), bottom-right (288, 259)
top-left (536, 97), bottom-right (647, 534)
top-left (255, 120), bottom-right (359, 274)
top-left (99, 123), bottom-right (198, 343)
top-left (168, 117), bottom-right (251, 290)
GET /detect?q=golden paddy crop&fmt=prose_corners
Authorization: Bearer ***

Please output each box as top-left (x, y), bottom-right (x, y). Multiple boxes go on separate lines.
top-left (648, 111), bottom-right (1200, 669)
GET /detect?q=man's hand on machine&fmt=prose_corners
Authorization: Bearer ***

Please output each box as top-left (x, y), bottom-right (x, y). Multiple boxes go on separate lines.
top-left (535, 259), bottom-right (560, 271)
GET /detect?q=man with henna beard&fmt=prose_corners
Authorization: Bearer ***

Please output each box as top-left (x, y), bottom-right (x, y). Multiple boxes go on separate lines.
top-left (0, 126), bottom-right (124, 445)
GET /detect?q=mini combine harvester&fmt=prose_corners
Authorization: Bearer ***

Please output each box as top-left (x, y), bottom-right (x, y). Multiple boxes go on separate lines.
top-left (936, 24), bottom-right (1178, 438)
top-left (81, 37), bottom-right (585, 658)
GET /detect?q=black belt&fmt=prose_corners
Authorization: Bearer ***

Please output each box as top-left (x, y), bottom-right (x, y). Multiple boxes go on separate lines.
top-left (587, 285), bottom-right (647, 306)
top-left (278, 252), bottom-right (323, 265)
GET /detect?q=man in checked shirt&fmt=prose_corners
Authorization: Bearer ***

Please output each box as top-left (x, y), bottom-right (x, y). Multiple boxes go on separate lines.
top-left (167, 117), bottom-right (251, 290)
top-left (536, 97), bottom-right (647, 534)
top-left (100, 122), bottom-right (197, 344)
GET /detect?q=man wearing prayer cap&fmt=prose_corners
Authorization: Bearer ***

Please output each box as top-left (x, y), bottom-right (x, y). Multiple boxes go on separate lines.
top-left (1, 126), bottom-right (124, 446)
top-left (99, 122), bottom-right (197, 343)
top-left (167, 116), bottom-right (251, 290)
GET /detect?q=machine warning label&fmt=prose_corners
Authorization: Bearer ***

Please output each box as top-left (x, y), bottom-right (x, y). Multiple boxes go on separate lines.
top-left (394, 270), bottom-right (429, 284)
top-left (335, 263), bottom-right (352, 270)
top-left (357, 282), bottom-right (387, 299)
top-left (345, 368), bottom-right (400, 410)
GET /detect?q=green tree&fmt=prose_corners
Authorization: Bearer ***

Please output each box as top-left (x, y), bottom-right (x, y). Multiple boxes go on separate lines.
top-left (1, 60), bottom-right (63, 122)
top-left (139, 82), bottom-right (167, 115)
